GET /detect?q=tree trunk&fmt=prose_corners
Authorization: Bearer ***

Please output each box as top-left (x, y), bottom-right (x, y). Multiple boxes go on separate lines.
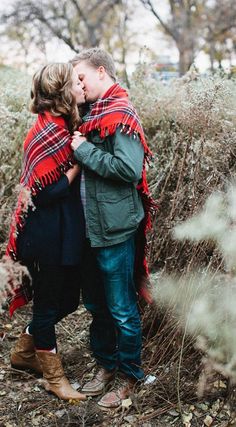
top-left (178, 47), bottom-right (195, 76)
top-left (209, 42), bottom-right (215, 72)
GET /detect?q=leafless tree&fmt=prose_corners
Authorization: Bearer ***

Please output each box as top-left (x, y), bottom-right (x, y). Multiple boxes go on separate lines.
top-left (0, 0), bottom-right (121, 53)
top-left (102, 0), bottom-right (140, 86)
top-left (140, 0), bottom-right (236, 75)
top-left (139, 0), bottom-right (204, 75)
top-left (0, 0), bottom-right (141, 79)
top-left (203, 0), bottom-right (236, 71)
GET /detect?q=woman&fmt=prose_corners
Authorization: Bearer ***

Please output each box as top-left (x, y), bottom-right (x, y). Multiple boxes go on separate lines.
top-left (6, 63), bottom-right (86, 401)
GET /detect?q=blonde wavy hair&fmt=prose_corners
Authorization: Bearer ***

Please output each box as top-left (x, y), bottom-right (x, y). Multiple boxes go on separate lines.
top-left (30, 63), bottom-right (80, 133)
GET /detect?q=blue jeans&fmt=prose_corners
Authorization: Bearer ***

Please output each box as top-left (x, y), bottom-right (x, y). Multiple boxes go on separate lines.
top-left (82, 236), bottom-right (144, 380)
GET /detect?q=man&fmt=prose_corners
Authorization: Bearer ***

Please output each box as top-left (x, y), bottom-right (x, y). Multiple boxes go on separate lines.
top-left (70, 48), bottom-right (154, 409)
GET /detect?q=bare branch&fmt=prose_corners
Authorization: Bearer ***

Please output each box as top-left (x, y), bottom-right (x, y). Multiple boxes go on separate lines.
top-left (140, 0), bottom-right (179, 41)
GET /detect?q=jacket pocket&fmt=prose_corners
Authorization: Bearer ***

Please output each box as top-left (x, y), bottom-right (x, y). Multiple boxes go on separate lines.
top-left (90, 133), bottom-right (105, 145)
top-left (97, 189), bottom-right (137, 233)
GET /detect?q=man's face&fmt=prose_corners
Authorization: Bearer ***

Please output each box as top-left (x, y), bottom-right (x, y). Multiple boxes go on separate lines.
top-left (74, 61), bottom-right (103, 103)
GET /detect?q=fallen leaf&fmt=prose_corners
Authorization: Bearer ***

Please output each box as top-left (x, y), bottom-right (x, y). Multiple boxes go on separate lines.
top-left (213, 380), bottom-right (226, 389)
top-left (31, 417), bottom-right (40, 426)
top-left (204, 415), bottom-right (213, 426)
top-left (121, 398), bottom-right (132, 408)
top-left (197, 403), bottom-right (208, 411)
top-left (124, 415), bottom-right (137, 423)
top-left (4, 324), bottom-right (12, 330)
top-left (168, 410), bottom-right (179, 417)
top-left (193, 410), bottom-right (202, 418)
top-left (182, 412), bottom-right (193, 427)
top-left (55, 410), bottom-right (67, 417)
top-left (68, 399), bottom-right (80, 405)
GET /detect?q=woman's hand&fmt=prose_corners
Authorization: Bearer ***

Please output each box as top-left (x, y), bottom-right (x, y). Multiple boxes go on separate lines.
top-left (65, 164), bottom-right (80, 184)
top-left (71, 131), bottom-right (87, 151)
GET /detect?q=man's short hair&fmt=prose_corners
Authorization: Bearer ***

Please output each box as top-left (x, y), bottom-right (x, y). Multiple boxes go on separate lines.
top-left (70, 47), bottom-right (117, 82)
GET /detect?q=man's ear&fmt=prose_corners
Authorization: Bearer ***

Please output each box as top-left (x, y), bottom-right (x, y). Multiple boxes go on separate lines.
top-left (98, 66), bottom-right (106, 80)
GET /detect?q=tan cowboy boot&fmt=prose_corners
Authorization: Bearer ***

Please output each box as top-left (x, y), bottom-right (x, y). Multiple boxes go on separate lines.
top-left (10, 333), bottom-right (43, 375)
top-left (36, 350), bottom-right (86, 401)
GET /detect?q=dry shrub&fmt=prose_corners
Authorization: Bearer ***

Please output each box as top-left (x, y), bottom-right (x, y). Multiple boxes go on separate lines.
top-left (0, 66), bottom-right (33, 256)
top-left (129, 67), bottom-right (236, 416)
top-left (141, 185), bottom-right (236, 420)
top-left (0, 66), bottom-right (32, 303)
top-left (130, 65), bottom-right (236, 272)
top-left (0, 256), bottom-right (30, 308)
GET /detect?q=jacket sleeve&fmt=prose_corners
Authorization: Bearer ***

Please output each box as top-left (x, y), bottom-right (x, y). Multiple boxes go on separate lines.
top-left (34, 175), bottom-right (70, 207)
top-left (73, 128), bottom-right (144, 183)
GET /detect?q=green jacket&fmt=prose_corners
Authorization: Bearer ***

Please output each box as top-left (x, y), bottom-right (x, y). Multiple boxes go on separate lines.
top-left (74, 126), bottom-right (144, 247)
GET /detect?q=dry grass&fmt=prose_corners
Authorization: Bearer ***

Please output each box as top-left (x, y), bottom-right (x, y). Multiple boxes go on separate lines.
top-left (131, 65), bottom-right (236, 272)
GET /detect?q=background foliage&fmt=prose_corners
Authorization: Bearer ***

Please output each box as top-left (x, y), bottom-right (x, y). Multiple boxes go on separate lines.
top-left (0, 66), bottom-right (32, 254)
top-left (131, 66), bottom-right (236, 272)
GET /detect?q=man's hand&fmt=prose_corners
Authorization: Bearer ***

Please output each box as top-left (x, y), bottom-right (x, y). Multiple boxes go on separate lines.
top-left (71, 131), bottom-right (87, 151)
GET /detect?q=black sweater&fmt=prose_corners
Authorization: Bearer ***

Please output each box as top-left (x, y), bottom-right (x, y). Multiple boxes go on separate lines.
top-left (17, 174), bottom-right (85, 265)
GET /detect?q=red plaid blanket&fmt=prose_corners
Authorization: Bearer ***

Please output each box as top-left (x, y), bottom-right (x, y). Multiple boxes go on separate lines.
top-left (79, 83), bottom-right (157, 303)
top-left (6, 112), bottom-right (74, 316)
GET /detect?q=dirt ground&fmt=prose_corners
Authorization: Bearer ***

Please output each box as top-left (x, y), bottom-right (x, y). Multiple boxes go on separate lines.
top-left (0, 304), bottom-right (235, 427)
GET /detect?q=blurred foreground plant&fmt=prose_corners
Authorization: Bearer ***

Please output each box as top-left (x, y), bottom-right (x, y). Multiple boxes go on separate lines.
top-left (152, 184), bottom-right (236, 392)
top-left (0, 256), bottom-right (29, 309)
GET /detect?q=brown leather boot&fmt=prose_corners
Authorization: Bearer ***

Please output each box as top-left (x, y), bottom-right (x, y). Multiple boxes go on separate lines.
top-left (82, 366), bottom-right (116, 396)
top-left (36, 350), bottom-right (86, 401)
top-left (10, 333), bottom-right (43, 375)
top-left (97, 374), bottom-right (136, 409)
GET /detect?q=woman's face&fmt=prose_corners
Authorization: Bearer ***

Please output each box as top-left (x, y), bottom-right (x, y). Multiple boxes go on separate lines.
top-left (71, 68), bottom-right (85, 105)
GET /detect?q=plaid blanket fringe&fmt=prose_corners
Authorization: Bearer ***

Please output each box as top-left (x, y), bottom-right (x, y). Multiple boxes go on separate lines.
top-left (79, 83), bottom-right (158, 303)
top-left (6, 112), bottom-right (74, 315)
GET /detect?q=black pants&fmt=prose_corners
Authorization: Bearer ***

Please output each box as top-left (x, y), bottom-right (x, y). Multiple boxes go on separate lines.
top-left (27, 264), bottom-right (81, 350)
